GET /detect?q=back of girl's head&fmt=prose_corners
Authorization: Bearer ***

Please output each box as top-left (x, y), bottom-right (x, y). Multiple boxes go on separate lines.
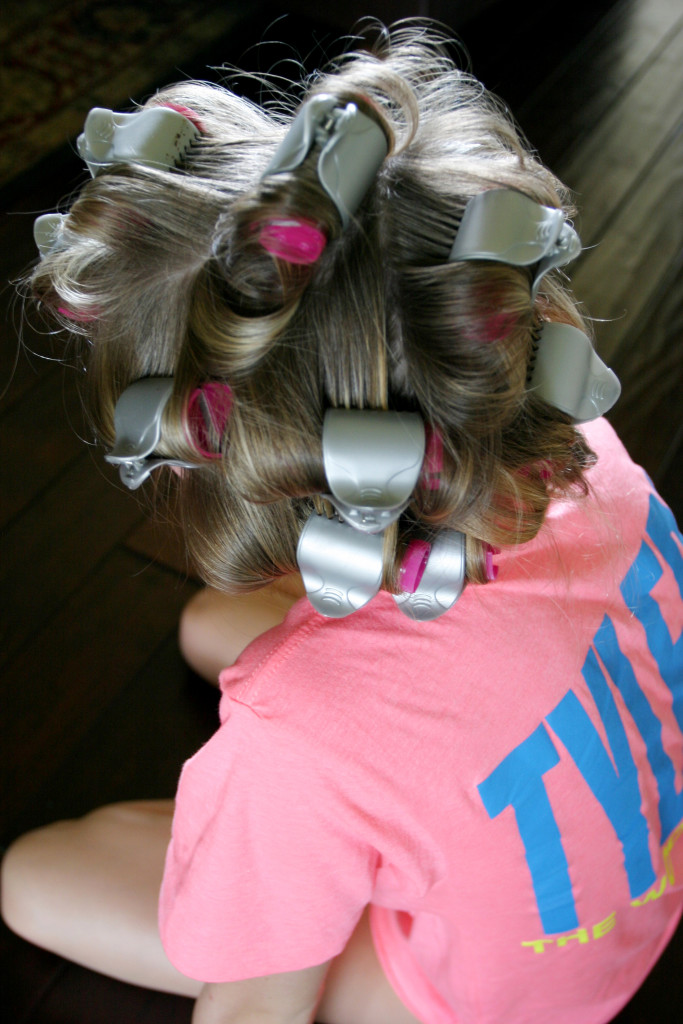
top-left (30, 23), bottom-right (596, 596)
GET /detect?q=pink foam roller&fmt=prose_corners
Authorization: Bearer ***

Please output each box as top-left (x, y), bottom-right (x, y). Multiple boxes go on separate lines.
top-left (400, 539), bottom-right (431, 593)
top-left (259, 217), bottom-right (327, 265)
top-left (186, 381), bottom-right (232, 458)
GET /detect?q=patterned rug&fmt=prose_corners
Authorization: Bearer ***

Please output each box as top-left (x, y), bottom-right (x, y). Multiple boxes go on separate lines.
top-left (0, 0), bottom-right (253, 192)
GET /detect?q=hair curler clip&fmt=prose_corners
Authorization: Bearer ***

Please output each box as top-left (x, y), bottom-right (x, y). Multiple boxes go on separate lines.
top-left (263, 93), bottom-right (388, 228)
top-left (297, 512), bottom-right (384, 617)
top-left (322, 409), bottom-right (425, 533)
top-left (77, 106), bottom-right (199, 177)
top-left (104, 377), bottom-right (196, 489)
top-left (449, 189), bottom-right (581, 297)
top-left (34, 213), bottom-right (68, 257)
top-left (528, 322), bottom-right (621, 422)
top-left (394, 531), bottom-right (467, 621)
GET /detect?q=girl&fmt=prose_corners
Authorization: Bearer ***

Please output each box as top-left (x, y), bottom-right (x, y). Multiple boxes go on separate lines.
top-left (3, 24), bottom-right (683, 1024)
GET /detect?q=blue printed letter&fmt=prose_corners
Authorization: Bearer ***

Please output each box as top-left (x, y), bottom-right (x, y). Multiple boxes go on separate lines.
top-left (478, 723), bottom-right (578, 934)
top-left (547, 664), bottom-right (655, 899)
top-left (593, 614), bottom-right (683, 841)
top-left (620, 495), bottom-right (683, 732)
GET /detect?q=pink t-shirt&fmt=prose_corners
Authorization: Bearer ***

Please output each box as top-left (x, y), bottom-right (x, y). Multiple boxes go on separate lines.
top-left (159, 419), bottom-right (683, 1024)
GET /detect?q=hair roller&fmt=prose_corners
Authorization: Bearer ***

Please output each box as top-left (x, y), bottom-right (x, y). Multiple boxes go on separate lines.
top-left (185, 381), bottom-right (232, 459)
top-left (258, 217), bottom-right (327, 265)
top-left (208, 91), bottom-right (391, 366)
top-left (227, 90), bottom-right (391, 291)
top-left (262, 92), bottom-right (389, 226)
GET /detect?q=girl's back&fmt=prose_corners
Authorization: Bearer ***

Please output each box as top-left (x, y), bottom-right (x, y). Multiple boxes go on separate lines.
top-left (161, 417), bottom-right (683, 1023)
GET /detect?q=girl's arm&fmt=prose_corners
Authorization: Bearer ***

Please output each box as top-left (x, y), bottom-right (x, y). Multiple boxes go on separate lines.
top-left (179, 577), bottom-right (306, 685)
top-left (192, 964), bottom-right (329, 1024)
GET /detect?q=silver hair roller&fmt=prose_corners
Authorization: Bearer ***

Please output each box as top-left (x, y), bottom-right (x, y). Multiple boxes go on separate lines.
top-left (394, 531), bottom-right (467, 621)
top-left (449, 188), bottom-right (620, 422)
top-left (77, 106), bottom-right (199, 177)
top-left (34, 213), bottom-right (68, 258)
top-left (297, 513), bottom-right (384, 617)
top-left (34, 106), bottom-right (200, 258)
top-left (105, 378), bottom-right (196, 490)
top-left (322, 409), bottom-right (426, 533)
top-left (262, 94), bottom-right (389, 227)
top-left (449, 188), bottom-right (581, 298)
top-left (296, 410), bottom-right (435, 618)
top-left (529, 323), bottom-right (621, 423)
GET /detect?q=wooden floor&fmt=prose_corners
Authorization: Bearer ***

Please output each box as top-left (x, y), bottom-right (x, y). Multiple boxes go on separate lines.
top-left (1, 1), bottom-right (682, 1020)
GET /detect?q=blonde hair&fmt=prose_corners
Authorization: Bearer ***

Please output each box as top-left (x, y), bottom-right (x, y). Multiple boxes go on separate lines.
top-left (30, 24), bottom-right (595, 594)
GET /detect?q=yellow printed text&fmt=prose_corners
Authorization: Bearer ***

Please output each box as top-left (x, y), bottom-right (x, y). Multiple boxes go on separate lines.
top-left (522, 913), bottom-right (615, 954)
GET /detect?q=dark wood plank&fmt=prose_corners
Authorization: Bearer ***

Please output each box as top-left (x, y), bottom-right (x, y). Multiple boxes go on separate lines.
top-left (1, 635), bottom-right (210, 1020)
top-left (23, 957), bottom-right (193, 1024)
top-left (1, 549), bottom-right (197, 840)
top-left (0, 148), bottom-right (84, 406)
top-left (561, 60), bottom-right (683, 260)
top-left (0, 367), bottom-right (87, 527)
top-left (430, 2), bottom-right (602, 101)
top-left (0, 318), bottom-right (54, 415)
top-left (0, 926), bottom-right (68, 1022)
top-left (608, 247), bottom-right (683, 489)
top-left (0, 276), bottom-right (49, 410)
top-left (558, 17), bottom-right (683, 252)
top-left (517, 0), bottom-right (683, 169)
top-left (571, 120), bottom-right (683, 363)
top-left (0, 453), bottom-right (144, 668)
top-left (658, 436), bottom-right (683, 528)
top-left (7, 637), bottom-right (214, 843)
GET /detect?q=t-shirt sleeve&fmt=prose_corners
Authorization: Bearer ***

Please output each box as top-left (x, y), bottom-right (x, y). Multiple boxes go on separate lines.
top-left (159, 696), bottom-right (377, 982)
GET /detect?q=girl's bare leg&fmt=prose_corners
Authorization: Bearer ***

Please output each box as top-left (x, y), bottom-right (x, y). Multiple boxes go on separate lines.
top-left (317, 911), bottom-right (421, 1024)
top-left (1, 801), bottom-right (419, 1024)
top-left (3, 581), bottom-right (417, 1021)
top-left (179, 577), bottom-right (305, 685)
top-left (1, 801), bottom-right (200, 997)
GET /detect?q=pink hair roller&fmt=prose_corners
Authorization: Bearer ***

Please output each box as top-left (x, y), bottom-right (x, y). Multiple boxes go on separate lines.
top-left (159, 102), bottom-right (205, 133)
top-left (481, 312), bottom-right (516, 344)
top-left (519, 460), bottom-right (554, 481)
top-left (258, 217), bottom-right (327, 265)
top-left (400, 539), bottom-right (431, 593)
top-left (485, 544), bottom-right (500, 581)
top-left (57, 306), bottom-right (98, 322)
top-left (186, 381), bottom-right (232, 459)
top-left (421, 426), bottom-right (443, 491)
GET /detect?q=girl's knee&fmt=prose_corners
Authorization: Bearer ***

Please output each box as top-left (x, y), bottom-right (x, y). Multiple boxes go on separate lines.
top-left (1, 802), bottom-right (173, 948)
top-left (1, 822), bottom-right (67, 942)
